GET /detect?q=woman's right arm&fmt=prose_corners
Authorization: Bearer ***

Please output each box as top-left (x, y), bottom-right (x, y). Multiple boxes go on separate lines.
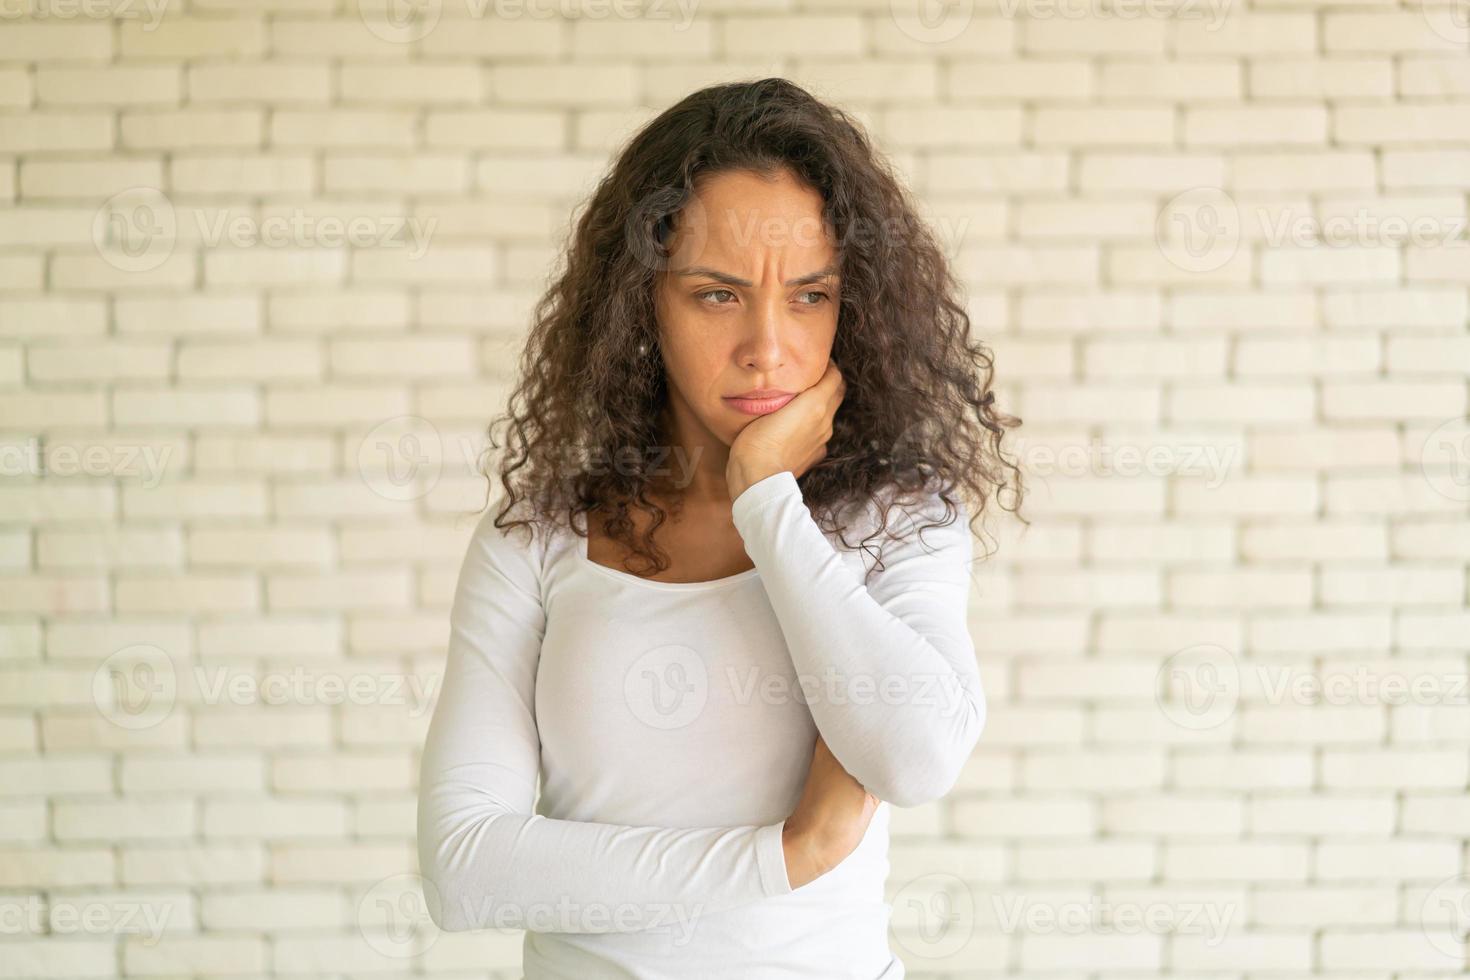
top-left (417, 512), bottom-right (802, 935)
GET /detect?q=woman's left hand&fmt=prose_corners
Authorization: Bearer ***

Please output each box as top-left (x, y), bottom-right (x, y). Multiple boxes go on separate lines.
top-left (726, 357), bottom-right (846, 500)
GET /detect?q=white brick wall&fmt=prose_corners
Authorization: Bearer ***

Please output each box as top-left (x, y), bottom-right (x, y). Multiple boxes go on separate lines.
top-left (2, 0), bottom-right (1468, 977)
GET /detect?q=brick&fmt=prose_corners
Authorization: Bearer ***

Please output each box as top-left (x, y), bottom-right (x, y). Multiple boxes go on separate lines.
top-left (35, 67), bottom-right (181, 106)
top-left (723, 17), bottom-right (863, 57)
top-left (953, 798), bottom-right (1095, 840)
top-left (340, 63), bottom-right (484, 104)
top-left (120, 18), bottom-right (266, 58)
top-left (0, 23), bottom-right (111, 61)
top-left (188, 64), bottom-right (331, 104)
top-left (1249, 58), bottom-right (1394, 98)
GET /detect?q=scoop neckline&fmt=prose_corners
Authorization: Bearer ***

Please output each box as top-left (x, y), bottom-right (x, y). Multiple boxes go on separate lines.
top-left (576, 528), bottom-right (761, 592)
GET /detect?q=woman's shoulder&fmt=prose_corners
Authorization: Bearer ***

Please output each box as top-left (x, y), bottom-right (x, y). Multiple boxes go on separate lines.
top-left (852, 478), bottom-right (969, 539)
top-left (460, 504), bottom-right (566, 585)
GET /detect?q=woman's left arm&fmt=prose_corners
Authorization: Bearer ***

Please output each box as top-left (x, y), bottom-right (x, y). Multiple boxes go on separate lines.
top-left (730, 471), bottom-right (987, 809)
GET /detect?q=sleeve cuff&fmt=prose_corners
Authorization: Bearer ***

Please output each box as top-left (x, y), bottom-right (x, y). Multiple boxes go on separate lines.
top-left (731, 470), bottom-right (800, 527)
top-left (756, 820), bottom-right (793, 896)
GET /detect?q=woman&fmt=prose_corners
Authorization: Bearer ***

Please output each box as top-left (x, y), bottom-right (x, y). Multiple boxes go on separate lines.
top-left (417, 77), bottom-right (1025, 979)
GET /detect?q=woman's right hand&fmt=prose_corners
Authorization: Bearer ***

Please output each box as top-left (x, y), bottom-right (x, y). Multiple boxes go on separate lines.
top-left (781, 734), bottom-right (881, 889)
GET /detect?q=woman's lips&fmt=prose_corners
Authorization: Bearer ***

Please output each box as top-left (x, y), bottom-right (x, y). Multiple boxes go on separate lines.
top-left (723, 393), bottom-right (796, 415)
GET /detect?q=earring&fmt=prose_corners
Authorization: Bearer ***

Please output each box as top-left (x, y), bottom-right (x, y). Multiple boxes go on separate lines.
top-left (637, 341), bottom-right (650, 356)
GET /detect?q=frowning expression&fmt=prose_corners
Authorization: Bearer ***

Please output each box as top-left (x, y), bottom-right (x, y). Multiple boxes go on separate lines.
top-left (654, 166), bottom-right (840, 447)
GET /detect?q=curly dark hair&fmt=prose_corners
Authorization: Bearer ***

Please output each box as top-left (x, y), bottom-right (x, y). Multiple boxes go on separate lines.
top-left (480, 76), bottom-right (1026, 583)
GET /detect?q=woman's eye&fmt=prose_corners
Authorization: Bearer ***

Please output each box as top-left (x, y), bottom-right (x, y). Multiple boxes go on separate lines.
top-left (697, 289), bottom-right (829, 307)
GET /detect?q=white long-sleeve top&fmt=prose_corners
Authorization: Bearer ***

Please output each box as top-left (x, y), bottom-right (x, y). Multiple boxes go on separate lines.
top-left (416, 469), bottom-right (986, 980)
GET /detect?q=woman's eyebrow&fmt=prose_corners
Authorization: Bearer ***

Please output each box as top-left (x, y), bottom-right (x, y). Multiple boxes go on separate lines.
top-left (676, 264), bottom-right (839, 288)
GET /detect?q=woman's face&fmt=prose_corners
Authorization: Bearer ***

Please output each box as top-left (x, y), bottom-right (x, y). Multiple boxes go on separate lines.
top-left (653, 167), bottom-right (840, 449)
